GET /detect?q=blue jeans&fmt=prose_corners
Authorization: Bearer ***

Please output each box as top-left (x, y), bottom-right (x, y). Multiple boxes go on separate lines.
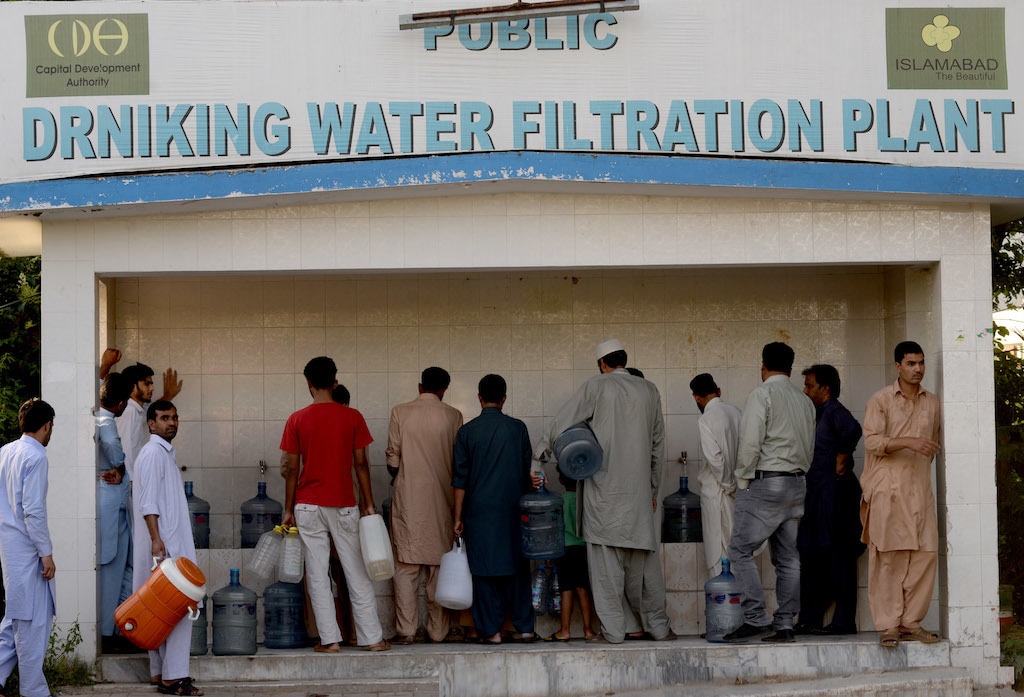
top-left (726, 475), bottom-right (806, 630)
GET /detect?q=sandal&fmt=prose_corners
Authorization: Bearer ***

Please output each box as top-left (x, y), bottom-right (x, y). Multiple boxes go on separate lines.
top-left (879, 628), bottom-right (900, 648)
top-left (899, 627), bottom-right (941, 644)
top-left (544, 632), bottom-right (571, 642)
top-left (157, 677), bottom-right (204, 696)
top-left (367, 639), bottom-right (391, 652)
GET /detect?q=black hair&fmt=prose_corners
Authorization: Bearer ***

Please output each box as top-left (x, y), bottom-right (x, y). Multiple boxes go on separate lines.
top-left (626, 367), bottom-right (645, 378)
top-left (303, 356), bottom-right (337, 390)
top-left (478, 374), bottom-right (506, 404)
top-left (332, 384), bottom-right (351, 406)
top-left (121, 362), bottom-right (154, 386)
top-left (762, 342), bottom-right (796, 374)
top-left (100, 372), bottom-right (133, 409)
top-left (421, 366), bottom-right (451, 393)
top-left (894, 341), bottom-right (925, 364)
top-left (801, 364), bottom-right (841, 400)
top-left (147, 399), bottom-right (176, 422)
top-left (601, 350), bottom-right (628, 369)
top-left (19, 399), bottom-right (54, 434)
top-left (689, 373), bottom-right (719, 397)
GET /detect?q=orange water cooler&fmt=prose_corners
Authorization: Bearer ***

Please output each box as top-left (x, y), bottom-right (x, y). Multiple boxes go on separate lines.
top-left (115, 557), bottom-right (207, 650)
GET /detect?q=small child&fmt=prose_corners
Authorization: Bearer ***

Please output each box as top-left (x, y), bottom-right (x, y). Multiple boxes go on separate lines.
top-left (545, 467), bottom-right (595, 641)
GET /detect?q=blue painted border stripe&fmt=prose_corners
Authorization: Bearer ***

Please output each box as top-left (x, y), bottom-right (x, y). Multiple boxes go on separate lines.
top-left (1, 151), bottom-right (1023, 213)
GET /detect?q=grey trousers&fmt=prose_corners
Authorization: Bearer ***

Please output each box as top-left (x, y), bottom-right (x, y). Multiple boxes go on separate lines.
top-left (587, 543), bottom-right (672, 643)
top-left (726, 475), bottom-right (806, 630)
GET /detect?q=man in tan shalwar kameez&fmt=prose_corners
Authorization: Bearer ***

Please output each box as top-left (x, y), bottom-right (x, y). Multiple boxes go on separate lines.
top-left (386, 367), bottom-right (464, 644)
top-left (860, 340), bottom-right (942, 648)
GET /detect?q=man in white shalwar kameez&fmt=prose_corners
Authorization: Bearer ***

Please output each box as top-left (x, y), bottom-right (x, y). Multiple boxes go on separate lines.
top-left (690, 373), bottom-right (742, 579)
top-left (0, 399), bottom-right (57, 697)
top-left (542, 340), bottom-right (674, 644)
top-left (132, 401), bottom-right (203, 696)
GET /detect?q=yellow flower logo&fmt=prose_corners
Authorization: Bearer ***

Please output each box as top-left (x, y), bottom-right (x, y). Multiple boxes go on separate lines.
top-left (921, 15), bottom-right (961, 52)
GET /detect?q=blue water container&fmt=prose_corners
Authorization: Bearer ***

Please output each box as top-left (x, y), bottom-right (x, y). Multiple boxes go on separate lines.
top-left (189, 600), bottom-right (208, 656)
top-left (211, 569), bottom-right (257, 655)
top-left (240, 482), bottom-right (283, 548)
top-left (262, 581), bottom-right (307, 649)
top-left (551, 422), bottom-right (603, 480)
top-left (520, 479), bottom-right (565, 560)
top-left (704, 558), bottom-right (744, 642)
top-left (662, 476), bottom-right (703, 543)
top-left (184, 481), bottom-right (210, 549)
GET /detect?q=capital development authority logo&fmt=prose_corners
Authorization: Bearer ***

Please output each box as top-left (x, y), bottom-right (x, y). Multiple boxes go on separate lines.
top-left (25, 14), bottom-right (150, 97)
top-left (886, 8), bottom-right (1006, 89)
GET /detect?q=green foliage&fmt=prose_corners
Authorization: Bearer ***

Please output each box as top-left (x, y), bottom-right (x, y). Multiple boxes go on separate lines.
top-left (0, 255), bottom-right (40, 445)
top-left (993, 219), bottom-right (1024, 620)
top-left (2, 620), bottom-right (94, 696)
top-left (1001, 623), bottom-right (1024, 688)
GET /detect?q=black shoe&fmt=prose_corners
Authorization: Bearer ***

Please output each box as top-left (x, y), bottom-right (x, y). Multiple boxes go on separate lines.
top-left (813, 624), bottom-right (857, 636)
top-left (793, 623), bottom-right (820, 636)
top-left (723, 623), bottom-right (773, 643)
top-left (762, 628), bottom-right (796, 643)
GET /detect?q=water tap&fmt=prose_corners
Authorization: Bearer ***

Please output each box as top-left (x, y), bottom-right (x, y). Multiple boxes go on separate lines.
top-left (259, 459), bottom-right (267, 478)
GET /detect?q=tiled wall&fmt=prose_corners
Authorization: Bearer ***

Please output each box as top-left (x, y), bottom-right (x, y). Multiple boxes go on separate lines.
top-left (39, 193), bottom-right (1003, 683)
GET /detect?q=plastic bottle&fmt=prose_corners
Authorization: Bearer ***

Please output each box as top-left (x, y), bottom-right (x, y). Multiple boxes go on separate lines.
top-left (262, 581), bottom-right (307, 649)
top-left (704, 558), bottom-right (744, 642)
top-left (548, 566), bottom-right (561, 618)
top-left (240, 481), bottom-right (283, 548)
top-left (551, 422), bottom-right (603, 480)
top-left (531, 563), bottom-right (549, 616)
top-left (278, 526), bottom-right (304, 584)
top-left (520, 476), bottom-right (565, 560)
top-left (662, 476), bottom-right (703, 543)
top-left (211, 569), bottom-right (257, 656)
top-left (246, 525), bottom-right (285, 581)
top-left (189, 601), bottom-right (208, 656)
top-left (184, 481), bottom-right (210, 550)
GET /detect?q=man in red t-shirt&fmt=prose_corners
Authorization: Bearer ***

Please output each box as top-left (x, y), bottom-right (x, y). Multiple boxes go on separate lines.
top-left (280, 356), bottom-right (389, 653)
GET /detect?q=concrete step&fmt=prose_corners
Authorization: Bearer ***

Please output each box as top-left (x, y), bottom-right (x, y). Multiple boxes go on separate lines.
top-left (93, 634), bottom-right (955, 697)
top-left (589, 667), bottom-right (974, 697)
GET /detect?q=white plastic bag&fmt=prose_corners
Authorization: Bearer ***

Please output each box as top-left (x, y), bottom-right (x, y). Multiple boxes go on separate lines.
top-left (436, 537), bottom-right (473, 610)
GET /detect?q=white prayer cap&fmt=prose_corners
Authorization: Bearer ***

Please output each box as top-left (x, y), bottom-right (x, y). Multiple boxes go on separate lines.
top-left (595, 338), bottom-right (626, 360)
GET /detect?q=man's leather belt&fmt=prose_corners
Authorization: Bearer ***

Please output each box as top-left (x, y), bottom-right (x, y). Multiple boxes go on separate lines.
top-left (754, 470), bottom-right (804, 479)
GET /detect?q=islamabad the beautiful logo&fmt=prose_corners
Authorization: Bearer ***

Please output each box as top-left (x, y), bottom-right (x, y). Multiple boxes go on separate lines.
top-left (921, 15), bottom-right (960, 52)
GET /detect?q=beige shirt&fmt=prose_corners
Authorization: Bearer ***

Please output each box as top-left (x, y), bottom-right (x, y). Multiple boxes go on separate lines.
top-left (386, 393), bottom-right (464, 565)
top-left (860, 379), bottom-right (941, 552)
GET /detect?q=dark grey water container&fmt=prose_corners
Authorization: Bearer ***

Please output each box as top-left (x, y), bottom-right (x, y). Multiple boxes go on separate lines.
top-left (189, 600), bottom-right (208, 656)
top-left (184, 481), bottom-right (210, 550)
top-left (240, 482), bottom-right (282, 548)
top-left (551, 423), bottom-right (603, 480)
top-left (263, 581), bottom-right (306, 649)
top-left (662, 476), bottom-right (703, 543)
top-left (520, 480), bottom-right (565, 560)
top-left (211, 568), bottom-right (257, 656)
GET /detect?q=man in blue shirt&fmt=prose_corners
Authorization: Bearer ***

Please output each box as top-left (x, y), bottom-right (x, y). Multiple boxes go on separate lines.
top-left (96, 372), bottom-right (136, 653)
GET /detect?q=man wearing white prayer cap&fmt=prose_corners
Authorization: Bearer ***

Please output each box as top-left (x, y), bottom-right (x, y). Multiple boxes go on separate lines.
top-left (539, 339), bottom-right (675, 643)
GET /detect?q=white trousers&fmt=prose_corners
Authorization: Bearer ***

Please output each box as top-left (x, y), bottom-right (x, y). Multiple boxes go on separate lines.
top-left (295, 504), bottom-right (383, 646)
top-left (148, 613), bottom-right (191, 681)
top-left (0, 574), bottom-right (54, 697)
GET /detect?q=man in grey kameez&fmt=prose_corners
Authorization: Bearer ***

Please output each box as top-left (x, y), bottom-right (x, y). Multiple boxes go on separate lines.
top-left (0, 399), bottom-right (57, 697)
top-left (542, 339), bottom-right (674, 644)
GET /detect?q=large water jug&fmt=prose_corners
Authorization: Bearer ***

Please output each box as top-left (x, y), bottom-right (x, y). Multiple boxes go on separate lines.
top-left (115, 557), bottom-right (206, 650)
top-left (240, 482), bottom-right (283, 548)
top-left (211, 568), bottom-right (257, 656)
top-left (551, 422), bottom-right (603, 480)
top-left (520, 478), bottom-right (565, 560)
top-left (263, 581), bottom-right (306, 649)
top-left (247, 525), bottom-right (285, 581)
top-left (662, 476), bottom-right (703, 543)
top-left (184, 481), bottom-right (210, 549)
top-left (278, 527), bottom-right (304, 584)
top-left (190, 600), bottom-right (208, 656)
top-left (358, 514), bottom-right (395, 581)
top-left (531, 563), bottom-right (549, 616)
top-left (704, 558), bottom-right (744, 642)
